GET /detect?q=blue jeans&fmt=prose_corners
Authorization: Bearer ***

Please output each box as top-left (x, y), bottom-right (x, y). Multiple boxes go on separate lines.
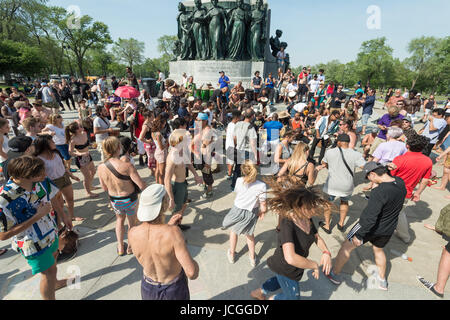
top-left (261, 274), bottom-right (300, 300)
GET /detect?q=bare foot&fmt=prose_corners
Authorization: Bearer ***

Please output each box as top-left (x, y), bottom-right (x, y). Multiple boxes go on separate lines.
top-left (72, 217), bottom-right (86, 222)
top-left (55, 277), bottom-right (76, 291)
top-left (445, 195), bottom-right (450, 200)
top-left (424, 224), bottom-right (436, 231)
top-left (251, 288), bottom-right (266, 300)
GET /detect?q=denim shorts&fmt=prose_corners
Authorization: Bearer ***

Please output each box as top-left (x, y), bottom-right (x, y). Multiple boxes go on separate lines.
top-left (361, 113), bottom-right (371, 126)
top-left (328, 195), bottom-right (351, 202)
top-left (56, 144), bottom-right (71, 161)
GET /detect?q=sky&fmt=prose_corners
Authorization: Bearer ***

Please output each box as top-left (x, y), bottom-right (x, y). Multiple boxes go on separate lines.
top-left (47, 0), bottom-right (450, 67)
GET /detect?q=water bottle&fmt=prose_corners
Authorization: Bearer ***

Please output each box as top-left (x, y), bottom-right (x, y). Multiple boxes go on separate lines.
top-left (390, 249), bottom-right (412, 262)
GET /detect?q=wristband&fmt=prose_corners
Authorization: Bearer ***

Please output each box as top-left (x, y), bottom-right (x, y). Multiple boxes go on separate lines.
top-left (322, 251), bottom-right (331, 256)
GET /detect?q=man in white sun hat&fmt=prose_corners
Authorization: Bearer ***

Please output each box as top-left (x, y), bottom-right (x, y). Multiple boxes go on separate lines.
top-left (128, 184), bottom-right (199, 300)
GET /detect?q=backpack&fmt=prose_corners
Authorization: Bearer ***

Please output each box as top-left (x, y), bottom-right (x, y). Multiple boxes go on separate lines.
top-left (436, 204), bottom-right (450, 237)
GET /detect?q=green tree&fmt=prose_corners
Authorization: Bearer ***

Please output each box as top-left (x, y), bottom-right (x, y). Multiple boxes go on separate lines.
top-left (86, 49), bottom-right (114, 76)
top-left (0, 40), bottom-right (45, 75)
top-left (157, 35), bottom-right (178, 60)
top-left (355, 37), bottom-right (394, 88)
top-left (57, 14), bottom-right (112, 78)
top-left (405, 36), bottom-right (440, 90)
top-left (112, 38), bottom-right (145, 69)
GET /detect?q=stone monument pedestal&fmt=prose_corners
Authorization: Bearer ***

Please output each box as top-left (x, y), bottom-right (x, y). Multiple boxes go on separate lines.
top-left (169, 59), bottom-right (277, 88)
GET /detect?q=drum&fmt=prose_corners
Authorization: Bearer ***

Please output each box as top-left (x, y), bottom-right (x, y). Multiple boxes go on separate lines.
top-left (113, 107), bottom-right (124, 122)
top-left (209, 89), bottom-right (215, 99)
top-left (187, 96), bottom-right (195, 103)
top-left (201, 89), bottom-right (210, 102)
top-left (261, 97), bottom-right (269, 104)
top-left (288, 91), bottom-right (297, 98)
top-left (195, 89), bottom-right (202, 99)
top-left (109, 128), bottom-right (121, 137)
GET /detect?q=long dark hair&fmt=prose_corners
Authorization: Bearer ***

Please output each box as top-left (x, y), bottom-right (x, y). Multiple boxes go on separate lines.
top-left (65, 122), bottom-right (80, 144)
top-left (33, 135), bottom-right (63, 160)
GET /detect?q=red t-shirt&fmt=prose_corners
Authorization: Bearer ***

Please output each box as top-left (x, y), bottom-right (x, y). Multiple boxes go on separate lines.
top-left (391, 152), bottom-right (432, 199)
top-left (134, 113), bottom-right (145, 138)
top-left (292, 120), bottom-right (302, 131)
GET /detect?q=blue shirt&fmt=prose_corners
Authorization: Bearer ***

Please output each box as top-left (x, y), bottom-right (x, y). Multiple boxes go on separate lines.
top-left (355, 88), bottom-right (364, 95)
top-left (219, 76), bottom-right (230, 89)
top-left (178, 107), bottom-right (188, 119)
top-left (265, 78), bottom-right (274, 89)
top-left (422, 118), bottom-right (447, 144)
top-left (441, 134), bottom-right (450, 151)
top-left (263, 121), bottom-right (283, 142)
top-left (362, 95), bottom-right (376, 115)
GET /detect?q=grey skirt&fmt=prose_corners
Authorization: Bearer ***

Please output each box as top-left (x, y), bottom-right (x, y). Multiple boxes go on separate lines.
top-left (222, 205), bottom-right (259, 236)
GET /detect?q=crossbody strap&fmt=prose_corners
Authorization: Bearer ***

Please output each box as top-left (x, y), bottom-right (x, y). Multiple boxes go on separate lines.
top-left (338, 147), bottom-right (354, 178)
top-left (105, 161), bottom-right (131, 181)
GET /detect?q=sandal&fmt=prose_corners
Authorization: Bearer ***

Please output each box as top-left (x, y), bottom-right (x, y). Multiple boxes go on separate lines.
top-left (117, 243), bottom-right (127, 257)
top-left (319, 221), bottom-right (332, 234)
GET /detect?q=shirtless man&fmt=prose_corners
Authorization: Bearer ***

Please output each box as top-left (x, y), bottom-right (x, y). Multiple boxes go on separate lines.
top-left (97, 137), bottom-right (146, 256)
top-left (129, 184), bottom-right (199, 300)
top-left (165, 129), bottom-right (203, 231)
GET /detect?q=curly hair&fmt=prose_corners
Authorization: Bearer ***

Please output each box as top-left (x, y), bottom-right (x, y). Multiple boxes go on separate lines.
top-left (151, 115), bottom-right (166, 133)
top-left (406, 133), bottom-right (430, 152)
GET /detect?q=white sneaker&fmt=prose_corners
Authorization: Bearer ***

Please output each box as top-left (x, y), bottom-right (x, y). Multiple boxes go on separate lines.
top-left (227, 249), bottom-right (235, 264)
top-left (249, 255), bottom-right (256, 267)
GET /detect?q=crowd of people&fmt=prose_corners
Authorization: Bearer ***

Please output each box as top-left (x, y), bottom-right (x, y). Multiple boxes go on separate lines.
top-left (0, 66), bottom-right (449, 301)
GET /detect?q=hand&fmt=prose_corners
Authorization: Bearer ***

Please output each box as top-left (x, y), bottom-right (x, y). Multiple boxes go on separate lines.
top-left (320, 253), bottom-right (332, 276)
top-left (312, 263), bottom-right (320, 280)
top-left (258, 212), bottom-right (265, 221)
top-left (436, 155), bottom-right (443, 162)
top-left (168, 214), bottom-right (183, 226)
top-left (351, 236), bottom-right (363, 247)
top-left (168, 199), bottom-right (175, 211)
top-left (63, 215), bottom-right (73, 231)
top-left (108, 128), bottom-right (114, 133)
top-left (194, 175), bottom-right (203, 185)
top-left (37, 202), bottom-right (52, 218)
top-left (411, 193), bottom-right (421, 202)
top-left (71, 175), bottom-right (81, 182)
top-left (386, 162), bottom-right (397, 171)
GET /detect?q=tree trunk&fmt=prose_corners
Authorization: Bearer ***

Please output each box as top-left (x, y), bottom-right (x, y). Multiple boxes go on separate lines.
top-left (77, 56), bottom-right (84, 79)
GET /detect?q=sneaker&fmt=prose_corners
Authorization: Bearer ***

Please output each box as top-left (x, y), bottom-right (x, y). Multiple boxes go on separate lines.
top-left (326, 270), bottom-right (342, 285)
top-left (201, 192), bottom-right (213, 199)
top-left (378, 277), bottom-right (388, 291)
top-left (226, 175), bottom-right (232, 181)
top-left (249, 256), bottom-right (256, 267)
top-left (417, 276), bottom-right (444, 298)
top-left (227, 249), bottom-right (235, 264)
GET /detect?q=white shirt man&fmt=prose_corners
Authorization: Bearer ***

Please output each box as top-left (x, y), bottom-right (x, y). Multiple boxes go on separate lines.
top-left (308, 78), bottom-right (321, 94)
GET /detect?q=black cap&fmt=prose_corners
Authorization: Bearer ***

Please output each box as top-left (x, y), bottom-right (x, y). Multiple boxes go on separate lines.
top-left (8, 136), bottom-right (33, 153)
top-left (336, 134), bottom-right (351, 143)
top-left (363, 162), bottom-right (385, 179)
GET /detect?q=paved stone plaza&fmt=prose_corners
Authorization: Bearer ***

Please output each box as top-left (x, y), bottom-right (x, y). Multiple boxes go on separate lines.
top-left (0, 101), bottom-right (449, 300)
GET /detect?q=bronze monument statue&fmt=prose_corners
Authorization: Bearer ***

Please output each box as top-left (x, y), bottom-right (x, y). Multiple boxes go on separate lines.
top-left (205, 0), bottom-right (229, 60)
top-left (177, 3), bottom-right (195, 60)
top-left (270, 29), bottom-right (283, 58)
top-left (192, 0), bottom-right (210, 60)
top-left (249, 0), bottom-right (266, 61)
top-left (227, 0), bottom-right (250, 61)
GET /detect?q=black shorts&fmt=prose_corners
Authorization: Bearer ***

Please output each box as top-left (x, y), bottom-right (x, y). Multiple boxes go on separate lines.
top-left (347, 223), bottom-right (392, 248)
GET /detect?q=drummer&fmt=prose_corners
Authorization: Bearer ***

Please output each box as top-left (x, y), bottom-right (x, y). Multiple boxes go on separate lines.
top-left (286, 79), bottom-right (298, 104)
top-left (228, 91), bottom-right (242, 109)
top-left (184, 76), bottom-right (196, 98)
top-left (106, 93), bottom-right (122, 121)
top-left (231, 81), bottom-right (245, 99)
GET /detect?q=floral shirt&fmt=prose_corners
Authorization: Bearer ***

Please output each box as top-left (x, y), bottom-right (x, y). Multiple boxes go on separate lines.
top-left (0, 178), bottom-right (59, 258)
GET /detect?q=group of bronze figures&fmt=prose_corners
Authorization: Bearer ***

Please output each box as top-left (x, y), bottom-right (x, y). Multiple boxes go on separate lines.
top-left (176, 0), bottom-right (269, 61)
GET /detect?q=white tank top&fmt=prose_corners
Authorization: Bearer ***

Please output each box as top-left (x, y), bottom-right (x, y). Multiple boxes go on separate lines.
top-left (0, 134), bottom-right (9, 163)
top-left (38, 153), bottom-right (66, 180)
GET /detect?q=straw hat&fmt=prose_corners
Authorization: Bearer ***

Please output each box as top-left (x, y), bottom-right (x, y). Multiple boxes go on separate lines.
top-left (278, 110), bottom-right (290, 119)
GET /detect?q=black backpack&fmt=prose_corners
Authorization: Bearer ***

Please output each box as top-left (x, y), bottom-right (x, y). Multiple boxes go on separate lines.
top-left (36, 88), bottom-right (43, 100)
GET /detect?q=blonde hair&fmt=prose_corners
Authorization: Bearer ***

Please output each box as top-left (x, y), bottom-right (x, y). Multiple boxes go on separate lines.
top-left (241, 160), bottom-right (257, 185)
top-left (102, 136), bottom-right (121, 160)
top-left (49, 114), bottom-right (60, 125)
top-left (287, 142), bottom-right (309, 175)
top-left (169, 132), bottom-right (184, 147)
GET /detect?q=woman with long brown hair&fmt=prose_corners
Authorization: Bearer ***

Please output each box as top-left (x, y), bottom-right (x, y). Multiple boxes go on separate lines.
top-left (66, 122), bottom-right (98, 198)
top-left (139, 110), bottom-right (157, 176)
top-left (151, 115), bottom-right (168, 184)
top-left (251, 181), bottom-right (333, 300)
top-left (277, 141), bottom-right (317, 187)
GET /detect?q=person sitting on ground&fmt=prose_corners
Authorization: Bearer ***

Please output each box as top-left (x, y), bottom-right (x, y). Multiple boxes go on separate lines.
top-left (128, 184), bottom-right (199, 300)
top-left (326, 162), bottom-right (407, 291)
